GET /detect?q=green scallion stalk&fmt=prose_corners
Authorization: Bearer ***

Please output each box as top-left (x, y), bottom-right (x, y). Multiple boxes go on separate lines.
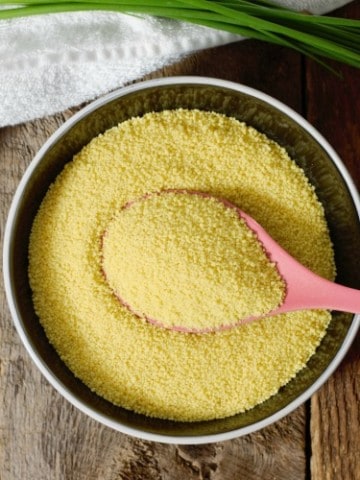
top-left (0, 0), bottom-right (359, 70)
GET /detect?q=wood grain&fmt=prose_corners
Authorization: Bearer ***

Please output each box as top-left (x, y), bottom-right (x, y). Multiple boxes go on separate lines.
top-left (1, 4), bottom-right (359, 478)
top-left (306, 4), bottom-right (360, 479)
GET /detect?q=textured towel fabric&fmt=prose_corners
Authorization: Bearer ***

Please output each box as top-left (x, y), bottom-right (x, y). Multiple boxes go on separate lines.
top-left (0, 0), bottom-right (353, 127)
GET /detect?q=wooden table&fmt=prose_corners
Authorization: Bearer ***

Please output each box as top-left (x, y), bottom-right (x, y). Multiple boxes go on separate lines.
top-left (1, 3), bottom-right (359, 479)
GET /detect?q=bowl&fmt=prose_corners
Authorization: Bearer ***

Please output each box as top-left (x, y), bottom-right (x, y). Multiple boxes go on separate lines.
top-left (3, 76), bottom-right (360, 444)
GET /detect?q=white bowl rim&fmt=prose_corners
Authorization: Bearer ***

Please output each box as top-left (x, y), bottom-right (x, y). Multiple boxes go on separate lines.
top-left (3, 76), bottom-right (360, 444)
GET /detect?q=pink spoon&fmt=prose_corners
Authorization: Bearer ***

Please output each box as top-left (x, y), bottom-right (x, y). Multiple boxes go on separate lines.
top-left (171, 190), bottom-right (360, 325)
top-left (103, 190), bottom-right (360, 333)
top-left (232, 200), bottom-right (360, 320)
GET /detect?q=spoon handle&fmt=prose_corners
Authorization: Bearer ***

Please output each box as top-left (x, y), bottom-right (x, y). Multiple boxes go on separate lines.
top-left (241, 211), bottom-right (360, 315)
top-left (275, 259), bottom-right (360, 314)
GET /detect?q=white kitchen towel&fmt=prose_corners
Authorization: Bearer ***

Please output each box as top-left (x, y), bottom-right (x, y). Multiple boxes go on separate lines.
top-left (0, 0), bottom-right (353, 127)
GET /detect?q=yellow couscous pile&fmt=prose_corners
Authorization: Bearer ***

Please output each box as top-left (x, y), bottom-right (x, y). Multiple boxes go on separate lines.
top-left (29, 109), bottom-right (335, 422)
top-left (102, 191), bottom-right (285, 331)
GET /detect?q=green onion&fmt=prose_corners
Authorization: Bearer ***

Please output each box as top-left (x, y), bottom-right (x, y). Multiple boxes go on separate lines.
top-left (0, 0), bottom-right (359, 70)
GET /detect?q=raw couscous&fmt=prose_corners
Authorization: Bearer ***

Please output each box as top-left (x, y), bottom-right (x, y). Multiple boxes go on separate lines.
top-left (29, 109), bottom-right (335, 422)
top-left (101, 190), bottom-right (286, 332)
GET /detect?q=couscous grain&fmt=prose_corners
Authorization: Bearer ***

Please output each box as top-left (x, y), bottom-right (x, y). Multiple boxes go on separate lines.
top-left (102, 190), bottom-right (285, 331)
top-left (29, 109), bottom-right (335, 422)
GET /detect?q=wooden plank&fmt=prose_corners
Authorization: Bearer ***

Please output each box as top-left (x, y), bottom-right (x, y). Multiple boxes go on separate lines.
top-left (306, 3), bottom-right (360, 479)
top-left (145, 39), bottom-right (303, 113)
top-left (0, 41), bottom-right (307, 479)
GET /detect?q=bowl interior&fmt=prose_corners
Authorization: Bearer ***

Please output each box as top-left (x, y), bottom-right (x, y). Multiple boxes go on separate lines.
top-left (7, 81), bottom-right (360, 439)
